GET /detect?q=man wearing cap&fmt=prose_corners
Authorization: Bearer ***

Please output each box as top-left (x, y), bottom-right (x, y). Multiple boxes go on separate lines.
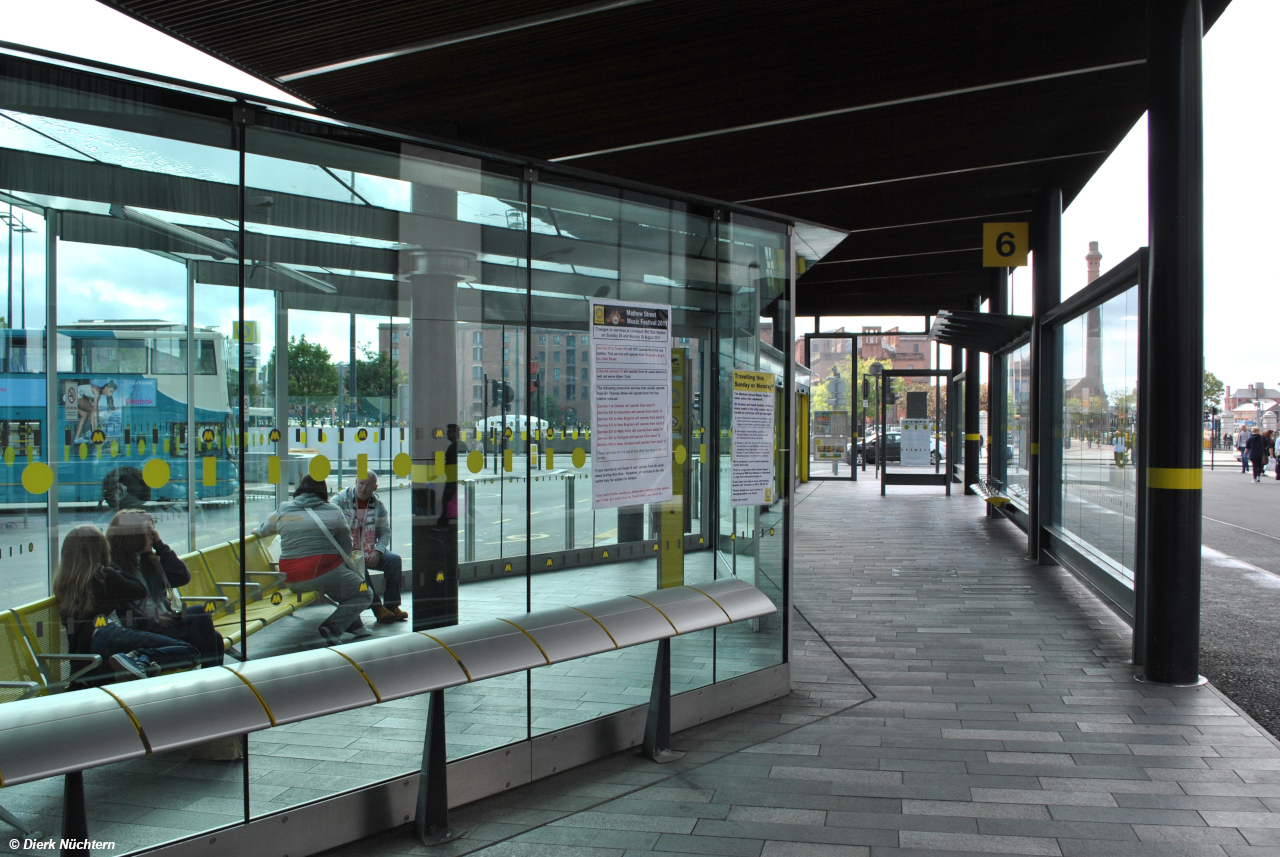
top-left (334, 471), bottom-right (407, 623)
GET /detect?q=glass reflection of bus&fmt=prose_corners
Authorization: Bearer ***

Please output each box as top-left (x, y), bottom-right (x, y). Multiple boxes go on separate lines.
top-left (0, 322), bottom-right (238, 505)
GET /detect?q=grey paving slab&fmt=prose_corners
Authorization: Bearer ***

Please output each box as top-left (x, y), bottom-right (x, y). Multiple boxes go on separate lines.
top-left (286, 480), bottom-right (1280, 857)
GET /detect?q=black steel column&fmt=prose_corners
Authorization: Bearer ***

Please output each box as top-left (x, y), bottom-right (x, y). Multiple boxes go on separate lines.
top-left (964, 297), bottom-right (982, 494)
top-left (950, 345), bottom-right (962, 487)
top-left (1141, 0), bottom-right (1204, 685)
top-left (987, 268), bottom-right (1009, 503)
top-left (1027, 187), bottom-right (1062, 561)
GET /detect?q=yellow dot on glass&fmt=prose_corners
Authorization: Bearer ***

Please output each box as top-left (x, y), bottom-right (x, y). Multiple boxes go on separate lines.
top-left (3, 447), bottom-right (13, 466)
top-left (78, 443), bottom-right (88, 461)
top-left (467, 450), bottom-right (483, 474)
top-left (393, 451), bottom-right (412, 478)
top-left (572, 447), bottom-right (586, 469)
top-left (21, 462), bottom-right (54, 495)
top-left (674, 444), bottom-right (687, 464)
top-left (309, 455), bottom-right (331, 481)
top-left (142, 458), bottom-right (171, 490)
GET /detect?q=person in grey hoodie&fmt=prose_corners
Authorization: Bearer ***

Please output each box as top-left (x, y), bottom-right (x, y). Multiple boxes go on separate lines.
top-left (256, 475), bottom-right (372, 644)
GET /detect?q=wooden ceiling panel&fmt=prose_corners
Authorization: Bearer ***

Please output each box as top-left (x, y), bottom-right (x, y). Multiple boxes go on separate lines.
top-left (101, 0), bottom-right (1233, 315)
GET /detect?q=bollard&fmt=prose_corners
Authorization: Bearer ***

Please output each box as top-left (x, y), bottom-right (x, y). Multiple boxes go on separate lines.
top-left (465, 480), bottom-right (476, 562)
top-left (564, 475), bottom-right (575, 549)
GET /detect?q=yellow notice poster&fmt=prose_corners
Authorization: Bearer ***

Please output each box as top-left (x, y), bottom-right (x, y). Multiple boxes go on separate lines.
top-left (731, 370), bottom-right (776, 506)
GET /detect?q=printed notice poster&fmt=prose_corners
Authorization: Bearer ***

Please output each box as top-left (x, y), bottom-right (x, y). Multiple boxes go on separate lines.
top-left (589, 299), bottom-right (673, 509)
top-left (731, 370), bottom-right (776, 506)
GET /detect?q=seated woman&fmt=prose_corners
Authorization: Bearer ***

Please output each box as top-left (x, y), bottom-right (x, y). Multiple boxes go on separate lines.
top-left (106, 510), bottom-right (225, 668)
top-left (54, 525), bottom-right (200, 680)
top-left (256, 475), bottom-right (372, 645)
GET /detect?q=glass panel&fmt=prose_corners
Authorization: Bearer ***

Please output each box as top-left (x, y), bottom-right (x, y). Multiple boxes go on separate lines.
top-left (0, 66), bottom-right (245, 850)
top-left (807, 336), bottom-right (854, 477)
top-left (242, 119), bottom-right (529, 815)
top-left (1006, 343), bottom-right (1032, 507)
top-left (527, 177), bottom-right (718, 732)
top-left (715, 214), bottom-right (787, 682)
top-left (1057, 286), bottom-right (1139, 578)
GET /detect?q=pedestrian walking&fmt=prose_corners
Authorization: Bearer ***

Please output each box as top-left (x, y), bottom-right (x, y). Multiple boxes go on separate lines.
top-left (1238, 428), bottom-right (1250, 473)
top-left (1245, 428), bottom-right (1267, 482)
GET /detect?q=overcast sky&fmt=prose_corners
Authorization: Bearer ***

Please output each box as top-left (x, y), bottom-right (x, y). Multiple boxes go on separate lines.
top-left (6, 0), bottom-right (1276, 395)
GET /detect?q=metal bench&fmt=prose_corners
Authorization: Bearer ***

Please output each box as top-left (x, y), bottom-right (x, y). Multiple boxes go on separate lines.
top-left (970, 477), bottom-right (1012, 507)
top-left (0, 578), bottom-right (775, 850)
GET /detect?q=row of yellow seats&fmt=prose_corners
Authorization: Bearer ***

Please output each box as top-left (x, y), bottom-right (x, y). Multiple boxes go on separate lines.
top-left (176, 535), bottom-right (318, 650)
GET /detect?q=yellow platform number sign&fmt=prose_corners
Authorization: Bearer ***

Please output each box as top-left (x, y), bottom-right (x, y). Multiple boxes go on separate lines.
top-left (982, 222), bottom-right (1029, 267)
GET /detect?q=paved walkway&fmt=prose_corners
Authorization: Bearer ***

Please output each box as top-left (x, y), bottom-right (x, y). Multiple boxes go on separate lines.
top-left (325, 478), bottom-right (1280, 857)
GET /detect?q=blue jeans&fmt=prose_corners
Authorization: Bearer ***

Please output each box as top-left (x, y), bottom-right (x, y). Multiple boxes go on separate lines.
top-left (90, 623), bottom-right (201, 675)
top-left (365, 551), bottom-right (403, 609)
top-left (169, 607), bottom-right (225, 667)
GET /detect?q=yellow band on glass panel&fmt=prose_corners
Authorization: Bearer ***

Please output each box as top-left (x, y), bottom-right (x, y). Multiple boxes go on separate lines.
top-left (965, 433), bottom-right (981, 441)
top-left (1030, 443), bottom-right (1040, 454)
top-left (1148, 467), bottom-right (1202, 490)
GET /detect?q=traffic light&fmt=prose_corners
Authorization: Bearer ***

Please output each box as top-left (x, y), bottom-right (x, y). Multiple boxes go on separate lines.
top-left (861, 377), bottom-right (870, 399)
top-left (490, 380), bottom-right (515, 408)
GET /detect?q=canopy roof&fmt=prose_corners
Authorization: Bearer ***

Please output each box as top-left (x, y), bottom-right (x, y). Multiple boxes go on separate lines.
top-left (102, 0), bottom-right (1231, 316)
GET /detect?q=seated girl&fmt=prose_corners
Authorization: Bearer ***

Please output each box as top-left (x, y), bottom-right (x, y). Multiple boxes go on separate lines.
top-left (54, 525), bottom-right (200, 681)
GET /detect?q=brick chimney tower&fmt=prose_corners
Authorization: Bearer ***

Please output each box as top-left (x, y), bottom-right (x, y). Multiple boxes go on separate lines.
top-left (1086, 240), bottom-right (1102, 283)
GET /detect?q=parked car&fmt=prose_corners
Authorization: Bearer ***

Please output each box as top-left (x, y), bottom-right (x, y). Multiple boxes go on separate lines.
top-left (853, 432), bottom-right (946, 465)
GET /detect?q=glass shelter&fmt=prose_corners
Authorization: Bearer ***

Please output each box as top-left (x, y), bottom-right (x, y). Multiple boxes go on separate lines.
top-left (0, 53), bottom-right (792, 852)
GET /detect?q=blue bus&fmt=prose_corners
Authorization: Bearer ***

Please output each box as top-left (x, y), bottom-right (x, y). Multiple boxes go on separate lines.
top-left (0, 321), bottom-right (238, 505)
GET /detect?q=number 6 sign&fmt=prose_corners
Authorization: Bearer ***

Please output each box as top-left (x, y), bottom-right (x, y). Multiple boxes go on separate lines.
top-left (982, 222), bottom-right (1029, 267)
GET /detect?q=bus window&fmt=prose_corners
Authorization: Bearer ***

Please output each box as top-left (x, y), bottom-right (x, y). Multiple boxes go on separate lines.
top-left (150, 338), bottom-right (186, 374)
top-left (149, 338), bottom-right (216, 374)
top-left (1, 332), bottom-right (46, 373)
top-left (83, 339), bottom-right (147, 374)
top-left (195, 339), bottom-right (216, 375)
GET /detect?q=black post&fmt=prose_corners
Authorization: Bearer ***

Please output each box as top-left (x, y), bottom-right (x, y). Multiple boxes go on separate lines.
top-left (1028, 187), bottom-right (1062, 561)
top-left (1141, 0), bottom-right (1204, 686)
top-left (416, 689), bottom-right (461, 845)
top-left (62, 771), bottom-right (88, 856)
top-left (964, 297), bottom-right (982, 495)
top-left (987, 268), bottom-right (1010, 508)
top-left (643, 638), bottom-right (685, 763)
top-left (950, 344), bottom-right (962, 487)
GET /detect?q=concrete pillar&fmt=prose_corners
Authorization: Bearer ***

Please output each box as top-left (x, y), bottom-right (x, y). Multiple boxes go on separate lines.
top-left (400, 181), bottom-right (479, 631)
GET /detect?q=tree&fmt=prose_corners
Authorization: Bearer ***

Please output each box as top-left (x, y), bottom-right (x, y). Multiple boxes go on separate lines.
top-left (531, 393), bottom-right (565, 426)
top-left (265, 336), bottom-right (340, 421)
top-left (354, 345), bottom-right (407, 400)
top-left (1204, 370), bottom-right (1224, 412)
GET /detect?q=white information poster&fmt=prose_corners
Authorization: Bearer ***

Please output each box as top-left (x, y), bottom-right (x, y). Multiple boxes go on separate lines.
top-left (901, 418), bottom-right (932, 466)
top-left (589, 299), bottom-right (673, 509)
top-left (731, 370), bottom-right (776, 506)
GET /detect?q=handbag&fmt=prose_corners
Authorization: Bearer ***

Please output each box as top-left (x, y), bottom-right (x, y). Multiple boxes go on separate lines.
top-left (304, 507), bottom-right (367, 577)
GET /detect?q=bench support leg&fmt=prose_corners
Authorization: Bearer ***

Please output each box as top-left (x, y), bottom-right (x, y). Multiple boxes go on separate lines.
top-left (415, 689), bottom-right (461, 846)
top-left (62, 771), bottom-right (88, 856)
top-left (643, 638), bottom-right (685, 764)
